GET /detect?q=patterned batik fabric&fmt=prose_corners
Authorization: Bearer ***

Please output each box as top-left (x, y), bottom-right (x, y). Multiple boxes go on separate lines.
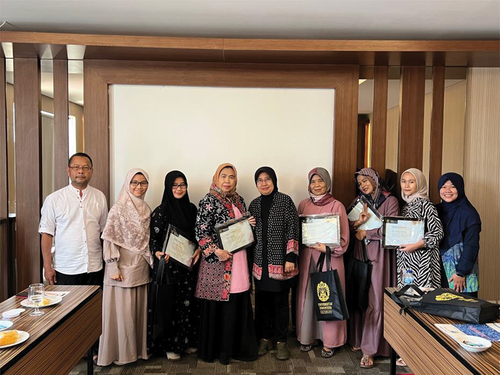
top-left (194, 193), bottom-right (247, 301)
top-left (442, 241), bottom-right (479, 293)
top-left (396, 198), bottom-right (444, 288)
top-left (249, 192), bottom-right (299, 280)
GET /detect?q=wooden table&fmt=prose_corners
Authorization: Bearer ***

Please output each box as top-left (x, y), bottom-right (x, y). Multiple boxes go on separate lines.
top-left (0, 285), bottom-right (102, 375)
top-left (384, 287), bottom-right (500, 375)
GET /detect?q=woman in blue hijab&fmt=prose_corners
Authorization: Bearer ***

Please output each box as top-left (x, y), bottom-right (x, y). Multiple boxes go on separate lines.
top-left (437, 173), bottom-right (481, 297)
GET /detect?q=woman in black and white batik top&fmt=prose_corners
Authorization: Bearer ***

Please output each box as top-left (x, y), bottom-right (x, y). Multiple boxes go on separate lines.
top-left (397, 168), bottom-right (444, 288)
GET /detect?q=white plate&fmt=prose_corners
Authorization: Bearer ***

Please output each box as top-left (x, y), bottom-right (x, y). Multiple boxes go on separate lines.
top-left (0, 321), bottom-right (13, 331)
top-left (20, 296), bottom-right (62, 308)
top-left (459, 335), bottom-right (492, 353)
top-left (0, 330), bottom-right (30, 349)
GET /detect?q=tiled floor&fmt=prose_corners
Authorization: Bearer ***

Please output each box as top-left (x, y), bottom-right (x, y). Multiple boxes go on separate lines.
top-left (70, 338), bottom-right (412, 374)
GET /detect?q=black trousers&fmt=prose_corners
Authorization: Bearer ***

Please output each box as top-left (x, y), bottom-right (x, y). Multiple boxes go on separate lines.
top-left (55, 269), bottom-right (104, 287)
top-left (255, 287), bottom-right (290, 342)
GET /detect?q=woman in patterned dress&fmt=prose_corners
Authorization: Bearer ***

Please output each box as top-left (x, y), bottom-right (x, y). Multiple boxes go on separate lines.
top-left (437, 172), bottom-right (481, 297)
top-left (249, 166), bottom-right (299, 360)
top-left (397, 168), bottom-right (444, 288)
top-left (195, 163), bottom-right (258, 364)
top-left (296, 167), bottom-right (350, 358)
top-left (149, 171), bottom-right (200, 361)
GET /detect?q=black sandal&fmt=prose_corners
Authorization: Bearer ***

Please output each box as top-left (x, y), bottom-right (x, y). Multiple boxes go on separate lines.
top-left (321, 347), bottom-right (335, 358)
top-left (300, 340), bottom-right (319, 352)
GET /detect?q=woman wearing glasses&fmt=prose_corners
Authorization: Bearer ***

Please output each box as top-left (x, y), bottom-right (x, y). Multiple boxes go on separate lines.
top-left (97, 168), bottom-right (153, 366)
top-left (149, 171), bottom-right (200, 361)
top-left (195, 163), bottom-right (258, 365)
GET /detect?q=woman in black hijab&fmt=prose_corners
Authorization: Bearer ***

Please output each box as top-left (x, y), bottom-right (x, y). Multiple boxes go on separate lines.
top-left (249, 166), bottom-right (299, 360)
top-left (149, 171), bottom-right (200, 361)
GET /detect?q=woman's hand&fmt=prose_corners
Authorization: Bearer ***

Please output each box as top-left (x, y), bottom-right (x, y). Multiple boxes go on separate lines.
top-left (155, 251), bottom-right (163, 260)
top-left (190, 247), bottom-right (201, 265)
top-left (215, 248), bottom-right (233, 261)
top-left (355, 204), bottom-right (370, 227)
top-left (284, 261), bottom-right (295, 273)
top-left (111, 271), bottom-right (123, 282)
top-left (355, 229), bottom-right (366, 241)
top-left (449, 273), bottom-right (466, 293)
top-left (310, 242), bottom-right (327, 253)
top-left (398, 243), bottom-right (419, 253)
top-left (248, 216), bottom-right (256, 227)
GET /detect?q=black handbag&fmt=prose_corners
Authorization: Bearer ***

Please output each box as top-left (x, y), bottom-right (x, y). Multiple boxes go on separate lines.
top-left (391, 285), bottom-right (500, 324)
top-left (346, 240), bottom-right (372, 311)
top-left (310, 247), bottom-right (349, 321)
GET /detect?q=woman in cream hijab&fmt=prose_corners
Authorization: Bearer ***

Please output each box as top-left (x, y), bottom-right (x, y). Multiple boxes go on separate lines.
top-left (397, 168), bottom-right (443, 288)
top-left (97, 168), bottom-right (153, 366)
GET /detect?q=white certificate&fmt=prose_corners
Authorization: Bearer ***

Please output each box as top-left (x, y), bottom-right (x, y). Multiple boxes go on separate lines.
top-left (382, 217), bottom-right (425, 248)
top-left (162, 225), bottom-right (197, 268)
top-left (300, 214), bottom-right (340, 247)
top-left (347, 196), bottom-right (383, 230)
top-left (216, 216), bottom-right (255, 253)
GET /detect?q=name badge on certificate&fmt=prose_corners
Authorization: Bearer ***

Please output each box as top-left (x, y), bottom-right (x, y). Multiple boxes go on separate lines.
top-left (300, 213), bottom-right (340, 247)
top-left (346, 196), bottom-right (383, 230)
top-left (382, 217), bottom-right (425, 248)
top-left (216, 215), bottom-right (255, 253)
top-left (162, 224), bottom-right (197, 269)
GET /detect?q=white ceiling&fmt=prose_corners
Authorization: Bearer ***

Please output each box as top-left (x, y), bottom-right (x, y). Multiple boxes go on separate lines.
top-left (1, 0), bottom-right (499, 40)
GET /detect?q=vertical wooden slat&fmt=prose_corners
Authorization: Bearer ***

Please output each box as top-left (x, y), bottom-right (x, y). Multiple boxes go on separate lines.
top-left (429, 66), bottom-right (445, 203)
top-left (398, 66), bottom-right (426, 174)
top-left (14, 57), bottom-right (42, 291)
top-left (332, 66), bottom-right (359, 205)
top-left (0, 57), bottom-right (9, 300)
top-left (53, 59), bottom-right (69, 190)
top-left (83, 62), bottom-right (109, 203)
top-left (371, 66), bottom-right (388, 174)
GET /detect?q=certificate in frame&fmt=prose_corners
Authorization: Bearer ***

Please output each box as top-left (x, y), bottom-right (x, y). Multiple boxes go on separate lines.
top-left (346, 195), bottom-right (383, 230)
top-left (300, 213), bottom-right (341, 247)
top-left (216, 215), bottom-right (255, 253)
top-left (162, 224), bottom-right (197, 269)
top-left (382, 217), bottom-right (425, 249)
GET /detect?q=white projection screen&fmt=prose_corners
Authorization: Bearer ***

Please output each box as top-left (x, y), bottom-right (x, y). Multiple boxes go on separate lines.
top-left (109, 85), bottom-right (335, 210)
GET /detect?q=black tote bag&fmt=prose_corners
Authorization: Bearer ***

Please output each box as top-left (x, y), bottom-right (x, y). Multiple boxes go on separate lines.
top-left (310, 247), bottom-right (349, 321)
top-left (346, 240), bottom-right (372, 311)
top-left (392, 285), bottom-right (500, 324)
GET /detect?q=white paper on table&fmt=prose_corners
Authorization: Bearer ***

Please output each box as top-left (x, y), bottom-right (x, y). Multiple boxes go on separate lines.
top-left (435, 324), bottom-right (469, 344)
top-left (301, 214), bottom-right (340, 247)
top-left (383, 217), bottom-right (425, 247)
top-left (163, 225), bottom-right (197, 268)
top-left (45, 291), bottom-right (70, 298)
top-left (347, 197), bottom-right (383, 230)
top-left (218, 218), bottom-right (255, 253)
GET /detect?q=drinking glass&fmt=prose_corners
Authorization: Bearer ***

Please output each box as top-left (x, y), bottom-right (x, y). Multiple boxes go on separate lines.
top-left (28, 283), bottom-right (45, 316)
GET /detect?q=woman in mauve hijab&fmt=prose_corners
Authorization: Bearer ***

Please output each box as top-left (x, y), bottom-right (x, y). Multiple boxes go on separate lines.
top-left (98, 168), bottom-right (152, 366)
top-left (296, 167), bottom-right (349, 359)
top-left (348, 168), bottom-right (399, 369)
top-left (437, 172), bottom-right (481, 297)
top-left (194, 163), bottom-right (258, 365)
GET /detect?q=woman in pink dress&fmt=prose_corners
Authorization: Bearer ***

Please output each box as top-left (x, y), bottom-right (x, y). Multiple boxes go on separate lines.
top-left (296, 167), bottom-right (349, 358)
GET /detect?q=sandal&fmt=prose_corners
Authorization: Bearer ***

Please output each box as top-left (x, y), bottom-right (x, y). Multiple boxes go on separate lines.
top-left (396, 358), bottom-right (407, 367)
top-left (300, 340), bottom-right (319, 352)
top-left (92, 355), bottom-right (98, 366)
top-left (166, 352), bottom-right (181, 361)
top-left (321, 347), bottom-right (335, 358)
top-left (350, 346), bottom-right (361, 352)
top-left (360, 354), bottom-right (374, 369)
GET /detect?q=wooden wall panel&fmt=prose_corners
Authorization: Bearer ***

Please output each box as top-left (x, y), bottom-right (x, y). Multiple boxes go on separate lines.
top-left (13, 58), bottom-right (42, 291)
top-left (84, 60), bottom-right (358, 207)
top-left (464, 68), bottom-right (500, 302)
top-left (429, 66), bottom-right (445, 203)
top-left (0, 57), bottom-right (8, 300)
top-left (398, 66), bottom-right (426, 174)
top-left (371, 66), bottom-right (388, 174)
top-left (53, 59), bottom-right (69, 190)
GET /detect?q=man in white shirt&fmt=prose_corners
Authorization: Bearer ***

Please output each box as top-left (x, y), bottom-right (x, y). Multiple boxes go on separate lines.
top-left (39, 152), bottom-right (108, 285)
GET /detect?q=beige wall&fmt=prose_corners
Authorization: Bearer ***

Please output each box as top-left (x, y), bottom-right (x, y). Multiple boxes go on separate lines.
top-left (442, 81), bottom-right (466, 175)
top-left (385, 106), bottom-right (399, 172)
top-left (464, 68), bottom-right (500, 302)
